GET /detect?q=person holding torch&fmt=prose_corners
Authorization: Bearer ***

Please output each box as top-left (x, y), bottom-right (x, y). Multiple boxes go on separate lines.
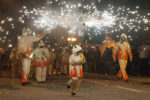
top-left (18, 27), bottom-right (46, 86)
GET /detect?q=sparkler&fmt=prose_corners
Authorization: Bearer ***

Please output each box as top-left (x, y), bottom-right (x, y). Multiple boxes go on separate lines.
top-left (17, 1), bottom-right (150, 36)
top-left (0, 0), bottom-right (149, 48)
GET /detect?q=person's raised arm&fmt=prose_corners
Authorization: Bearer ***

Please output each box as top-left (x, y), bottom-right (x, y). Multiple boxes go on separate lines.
top-left (32, 31), bottom-right (46, 42)
top-left (112, 43), bottom-right (118, 62)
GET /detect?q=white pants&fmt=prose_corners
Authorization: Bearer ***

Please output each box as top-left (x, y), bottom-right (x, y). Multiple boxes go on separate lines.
top-left (36, 67), bottom-right (47, 82)
top-left (47, 64), bottom-right (53, 75)
top-left (22, 58), bottom-right (31, 83)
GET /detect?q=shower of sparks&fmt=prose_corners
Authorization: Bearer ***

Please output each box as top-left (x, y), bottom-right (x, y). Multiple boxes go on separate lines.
top-left (0, 0), bottom-right (150, 48)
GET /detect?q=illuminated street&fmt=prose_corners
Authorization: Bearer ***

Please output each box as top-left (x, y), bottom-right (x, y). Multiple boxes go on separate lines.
top-left (0, 73), bottom-right (150, 100)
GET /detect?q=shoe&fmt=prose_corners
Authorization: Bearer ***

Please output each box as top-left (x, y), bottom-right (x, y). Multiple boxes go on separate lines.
top-left (41, 81), bottom-right (46, 84)
top-left (22, 82), bottom-right (29, 86)
top-left (26, 82), bottom-right (31, 85)
top-left (125, 79), bottom-right (129, 83)
top-left (38, 81), bottom-right (43, 84)
top-left (22, 83), bottom-right (26, 86)
top-left (48, 75), bottom-right (52, 77)
top-left (116, 77), bottom-right (121, 80)
top-left (67, 85), bottom-right (71, 89)
top-left (71, 92), bottom-right (76, 96)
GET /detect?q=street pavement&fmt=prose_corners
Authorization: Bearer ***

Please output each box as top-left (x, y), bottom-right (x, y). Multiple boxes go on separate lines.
top-left (0, 73), bottom-right (150, 100)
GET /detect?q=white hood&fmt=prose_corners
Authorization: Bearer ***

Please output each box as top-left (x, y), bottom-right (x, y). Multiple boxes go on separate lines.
top-left (121, 33), bottom-right (127, 39)
top-left (72, 45), bottom-right (82, 54)
top-left (22, 27), bottom-right (32, 36)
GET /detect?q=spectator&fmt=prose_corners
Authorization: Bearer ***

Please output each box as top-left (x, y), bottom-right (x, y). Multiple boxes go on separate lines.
top-left (87, 47), bottom-right (97, 72)
top-left (138, 45), bottom-right (150, 76)
top-left (95, 46), bottom-right (102, 73)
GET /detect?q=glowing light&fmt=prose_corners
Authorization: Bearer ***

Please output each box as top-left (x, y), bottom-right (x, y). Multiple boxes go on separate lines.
top-left (7, 17), bottom-right (13, 22)
top-left (72, 38), bottom-right (77, 41)
top-left (8, 44), bottom-right (13, 48)
top-left (1, 20), bottom-right (5, 24)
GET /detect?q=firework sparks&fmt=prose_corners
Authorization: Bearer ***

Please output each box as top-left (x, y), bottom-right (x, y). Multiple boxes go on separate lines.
top-left (0, 0), bottom-right (149, 48)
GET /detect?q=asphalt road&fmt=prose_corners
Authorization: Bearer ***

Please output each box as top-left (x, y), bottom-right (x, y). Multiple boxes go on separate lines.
top-left (0, 76), bottom-right (150, 100)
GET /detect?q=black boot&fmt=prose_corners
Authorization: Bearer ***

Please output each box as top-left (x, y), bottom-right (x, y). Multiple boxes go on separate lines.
top-left (71, 92), bottom-right (76, 96)
top-left (41, 81), bottom-right (46, 84)
top-left (116, 77), bottom-right (121, 80)
top-left (22, 82), bottom-right (29, 86)
top-left (67, 85), bottom-right (71, 89)
top-left (26, 82), bottom-right (31, 85)
top-left (125, 79), bottom-right (129, 83)
top-left (38, 81), bottom-right (43, 84)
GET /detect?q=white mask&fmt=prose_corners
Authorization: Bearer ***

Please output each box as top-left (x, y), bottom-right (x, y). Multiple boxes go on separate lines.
top-left (22, 28), bottom-right (32, 36)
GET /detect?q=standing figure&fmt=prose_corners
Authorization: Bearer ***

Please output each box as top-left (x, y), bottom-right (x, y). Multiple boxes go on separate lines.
top-left (112, 33), bottom-right (133, 82)
top-left (55, 49), bottom-right (63, 75)
top-left (29, 56), bottom-right (37, 79)
top-left (18, 28), bottom-right (45, 86)
top-left (138, 45), bottom-right (150, 76)
top-left (9, 48), bottom-right (19, 78)
top-left (67, 45), bottom-right (85, 96)
top-left (83, 45), bottom-right (89, 72)
top-left (87, 47), bottom-right (97, 72)
top-left (61, 49), bottom-right (70, 75)
top-left (103, 47), bottom-right (115, 75)
top-left (47, 49), bottom-right (56, 76)
top-left (0, 48), bottom-right (4, 77)
top-left (34, 41), bottom-right (49, 83)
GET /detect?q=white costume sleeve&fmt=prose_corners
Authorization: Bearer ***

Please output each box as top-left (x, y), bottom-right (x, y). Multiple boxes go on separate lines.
top-left (17, 36), bottom-right (24, 53)
top-left (69, 54), bottom-right (81, 65)
top-left (32, 32), bottom-right (45, 42)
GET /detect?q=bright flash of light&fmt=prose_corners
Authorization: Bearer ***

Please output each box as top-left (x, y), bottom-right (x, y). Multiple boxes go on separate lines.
top-left (85, 11), bottom-right (116, 29)
top-left (8, 44), bottom-right (13, 48)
